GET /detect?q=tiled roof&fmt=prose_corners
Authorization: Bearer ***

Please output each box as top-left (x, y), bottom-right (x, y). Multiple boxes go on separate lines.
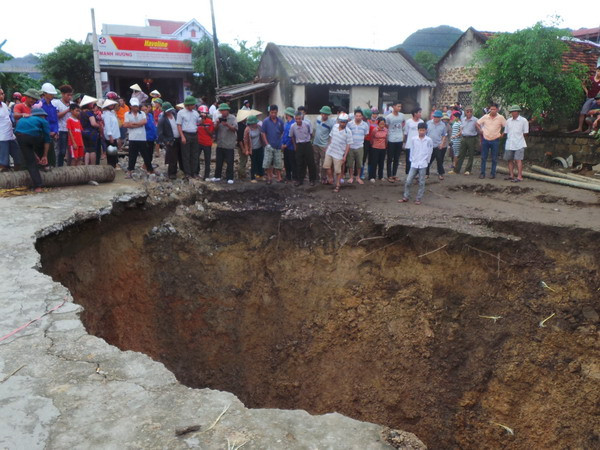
top-left (272, 45), bottom-right (434, 87)
top-left (572, 27), bottom-right (600, 39)
top-left (562, 39), bottom-right (600, 71)
top-left (147, 19), bottom-right (186, 35)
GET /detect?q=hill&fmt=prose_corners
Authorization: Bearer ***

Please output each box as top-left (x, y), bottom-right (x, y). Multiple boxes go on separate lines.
top-left (391, 25), bottom-right (463, 57)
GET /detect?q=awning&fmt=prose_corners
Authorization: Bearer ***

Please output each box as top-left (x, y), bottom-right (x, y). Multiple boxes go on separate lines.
top-left (217, 80), bottom-right (276, 100)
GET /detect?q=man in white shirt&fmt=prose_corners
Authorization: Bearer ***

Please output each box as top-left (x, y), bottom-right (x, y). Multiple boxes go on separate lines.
top-left (124, 97), bottom-right (153, 178)
top-left (52, 84), bottom-right (72, 166)
top-left (403, 107), bottom-right (424, 176)
top-left (346, 108), bottom-right (369, 184)
top-left (0, 88), bottom-right (23, 171)
top-left (503, 105), bottom-right (529, 182)
top-left (101, 99), bottom-right (120, 168)
top-left (176, 96), bottom-right (200, 179)
top-left (400, 122), bottom-right (433, 205)
top-left (324, 113), bottom-right (352, 192)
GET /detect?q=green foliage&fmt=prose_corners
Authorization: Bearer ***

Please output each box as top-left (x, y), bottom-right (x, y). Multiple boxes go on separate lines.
top-left (392, 25), bottom-right (463, 57)
top-left (472, 23), bottom-right (588, 125)
top-left (38, 39), bottom-right (94, 94)
top-left (191, 38), bottom-right (263, 99)
top-left (0, 51), bottom-right (40, 95)
top-left (414, 51), bottom-right (438, 78)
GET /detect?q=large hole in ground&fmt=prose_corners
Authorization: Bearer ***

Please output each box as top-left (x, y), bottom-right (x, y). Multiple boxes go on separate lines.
top-left (37, 190), bottom-right (600, 449)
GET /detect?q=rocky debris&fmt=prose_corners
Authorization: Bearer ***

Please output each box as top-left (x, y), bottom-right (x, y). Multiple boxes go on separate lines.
top-left (382, 428), bottom-right (427, 449)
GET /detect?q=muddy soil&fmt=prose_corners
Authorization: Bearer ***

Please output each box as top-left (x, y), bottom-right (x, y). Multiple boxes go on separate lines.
top-left (37, 185), bottom-right (600, 450)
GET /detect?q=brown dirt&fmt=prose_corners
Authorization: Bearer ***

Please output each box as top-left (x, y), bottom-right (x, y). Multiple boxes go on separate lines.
top-left (37, 185), bottom-right (600, 450)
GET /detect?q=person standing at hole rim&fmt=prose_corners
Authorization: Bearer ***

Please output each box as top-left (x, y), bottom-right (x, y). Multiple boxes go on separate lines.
top-left (289, 110), bottom-right (317, 186)
top-left (212, 103), bottom-right (238, 184)
top-left (281, 107), bottom-right (297, 183)
top-left (312, 105), bottom-right (336, 185)
top-left (124, 97), bottom-right (154, 178)
top-left (476, 102), bottom-right (506, 179)
top-left (503, 105), bottom-right (529, 182)
top-left (402, 107), bottom-right (424, 180)
top-left (197, 105), bottom-right (214, 181)
top-left (425, 110), bottom-right (448, 180)
top-left (399, 122), bottom-right (433, 205)
top-left (385, 101), bottom-right (404, 182)
top-left (176, 96), bottom-right (200, 180)
top-left (346, 107), bottom-right (369, 184)
top-left (261, 104), bottom-right (285, 184)
top-left (157, 102), bottom-right (181, 180)
top-left (323, 112), bottom-right (352, 193)
top-left (243, 115), bottom-right (268, 183)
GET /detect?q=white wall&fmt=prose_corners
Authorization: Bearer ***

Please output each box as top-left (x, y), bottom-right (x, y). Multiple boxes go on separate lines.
top-left (417, 87), bottom-right (432, 116)
top-left (350, 86), bottom-right (379, 111)
top-left (292, 85), bottom-right (305, 109)
top-left (269, 82), bottom-right (285, 111)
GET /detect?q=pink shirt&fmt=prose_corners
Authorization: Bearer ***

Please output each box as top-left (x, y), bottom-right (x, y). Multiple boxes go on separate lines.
top-left (477, 114), bottom-right (506, 140)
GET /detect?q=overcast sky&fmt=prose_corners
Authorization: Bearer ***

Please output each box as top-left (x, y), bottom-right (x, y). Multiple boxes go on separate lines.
top-left (0, 0), bottom-right (595, 57)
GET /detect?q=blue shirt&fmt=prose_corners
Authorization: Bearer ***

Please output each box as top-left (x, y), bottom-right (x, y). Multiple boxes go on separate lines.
top-left (261, 116), bottom-right (284, 148)
top-left (145, 114), bottom-right (157, 141)
top-left (40, 97), bottom-right (59, 134)
top-left (282, 119), bottom-right (295, 150)
top-left (15, 115), bottom-right (51, 143)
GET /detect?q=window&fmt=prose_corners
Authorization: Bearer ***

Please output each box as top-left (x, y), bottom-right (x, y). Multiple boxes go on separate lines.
top-left (458, 91), bottom-right (472, 107)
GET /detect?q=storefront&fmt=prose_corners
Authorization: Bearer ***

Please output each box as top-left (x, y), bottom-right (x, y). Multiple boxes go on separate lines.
top-left (96, 33), bottom-right (194, 103)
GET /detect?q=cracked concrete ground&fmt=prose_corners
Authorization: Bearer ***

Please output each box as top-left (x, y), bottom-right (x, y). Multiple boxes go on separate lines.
top-left (0, 182), bottom-right (420, 450)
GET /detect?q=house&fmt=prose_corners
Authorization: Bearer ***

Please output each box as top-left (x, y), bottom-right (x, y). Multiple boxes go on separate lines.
top-left (434, 27), bottom-right (600, 108)
top-left (572, 27), bottom-right (600, 44)
top-left (218, 43), bottom-right (435, 117)
top-left (87, 19), bottom-right (210, 102)
top-left (146, 19), bottom-right (211, 43)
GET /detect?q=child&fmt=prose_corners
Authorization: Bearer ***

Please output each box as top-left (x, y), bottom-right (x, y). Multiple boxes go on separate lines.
top-left (368, 116), bottom-right (387, 182)
top-left (399, 122), bottom-right (433, 205)
top-left (66, 104), bottom-right (84, 166)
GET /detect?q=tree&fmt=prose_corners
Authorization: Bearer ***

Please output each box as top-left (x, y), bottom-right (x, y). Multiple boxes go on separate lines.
top-left (472, 23), bottom-right (588, 125)
top-left (38, 39), bottom-right (94, 94)
top-left (191, 38), bottom-right (263, 99)
top-left (414, 51), bottom-right (438, 78)
top-left (0, 51), bottom-right (39, 95)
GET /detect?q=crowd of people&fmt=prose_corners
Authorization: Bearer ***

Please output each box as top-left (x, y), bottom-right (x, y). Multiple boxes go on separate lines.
top-left (0, 81), bottom-right (531, 203)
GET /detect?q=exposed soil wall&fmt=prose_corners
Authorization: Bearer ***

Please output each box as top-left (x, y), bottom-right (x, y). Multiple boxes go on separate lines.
top-left (37, 194), bottom-right (600, 449)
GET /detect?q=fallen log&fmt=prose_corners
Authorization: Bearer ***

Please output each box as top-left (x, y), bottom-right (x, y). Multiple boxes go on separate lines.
top-left (0, 165), bottom-right (116, 189)
top-left (530, 165), bottom-right (600, 185)
top-left (496, 167), bottom-right (600, 192)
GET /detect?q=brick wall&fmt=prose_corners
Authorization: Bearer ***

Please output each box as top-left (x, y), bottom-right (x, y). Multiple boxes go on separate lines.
top-left (435, 67), bottom-right (479, 107)
top-left (525, 132), bottom-right (599, 164)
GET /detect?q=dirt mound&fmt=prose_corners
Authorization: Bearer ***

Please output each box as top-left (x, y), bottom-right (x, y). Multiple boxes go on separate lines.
top-left (37, 190), bottom-right (600, 449)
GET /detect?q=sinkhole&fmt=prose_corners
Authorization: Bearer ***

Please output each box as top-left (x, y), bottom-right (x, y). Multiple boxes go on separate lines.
top-left (37, 189), bottom-right (600, 449)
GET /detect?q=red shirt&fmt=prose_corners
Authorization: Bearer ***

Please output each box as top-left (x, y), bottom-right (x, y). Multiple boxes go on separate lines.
top-left (370, 127), bottom-right (388, 150)
top-left (588, 75), bottom-right (600, 99)
top-left (67, 117), bottom-right (84, 148)
top-left (13, 103), bottom-right (31, 122)
top-left (366, 119), bottom-right (378, 141)
top-left (197, 118), bottom-right (214, 146)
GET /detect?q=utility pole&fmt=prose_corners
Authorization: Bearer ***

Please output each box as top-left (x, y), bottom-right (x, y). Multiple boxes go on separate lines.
top-left (209, 0), bottom-right (221, 91)
top-left (90, 8), bottom-right (103, 98)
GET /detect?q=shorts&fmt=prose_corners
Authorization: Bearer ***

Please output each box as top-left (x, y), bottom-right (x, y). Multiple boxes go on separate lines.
top-left (83, 134), bottom-right (97, 154)
top-left (504, 148), bottom-right (524, 161)
top-left (323, 154), bottom-right (343, 174)
top-left (120, 127), bottom-right (127, 139)
top-left (262, 145), bottom-right (283, 170)
top-left (581, 97), bottom-right (597, 114)
top-left (69, 145), bottom-right (84, 159)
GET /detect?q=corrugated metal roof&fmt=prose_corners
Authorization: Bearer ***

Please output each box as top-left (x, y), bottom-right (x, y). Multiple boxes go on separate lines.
top-left (275, 45), bottom-right (435, 87)
top-left (216, 81), bottom-right (276, 99)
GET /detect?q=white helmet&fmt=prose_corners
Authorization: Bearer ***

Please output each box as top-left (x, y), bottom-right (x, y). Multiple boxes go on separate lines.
top-left (41, 82), bottom-right (58, 95)
top-left (106, 145), bottom-right (118, 155)
top-left (337, 113), bottom-right (349, 122)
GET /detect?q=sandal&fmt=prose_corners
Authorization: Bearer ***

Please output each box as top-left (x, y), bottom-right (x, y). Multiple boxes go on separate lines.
top-left (398, 198), bottom-right (409, 203)
top-left (266, 179), bottom-right (272, 185)
top-left (333, 186), bottom-right (340, 193)
top-left (512, 178), bottom-right (523, 183)
top-left (504, 176), bottom-right (514, 181)
top-left (414, 200), bottom-right (422, 205)
top-left (439, 175), bottom-right (444, 180)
